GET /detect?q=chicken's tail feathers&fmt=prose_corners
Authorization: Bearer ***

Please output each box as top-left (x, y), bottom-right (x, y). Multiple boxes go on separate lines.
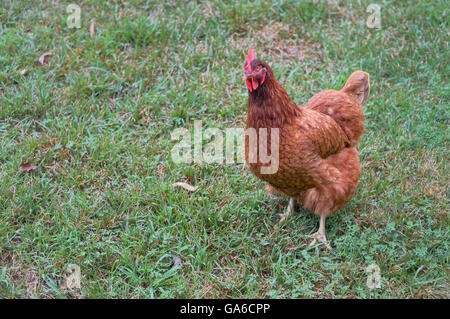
top-left (341, 71), bottom-right (370, 107)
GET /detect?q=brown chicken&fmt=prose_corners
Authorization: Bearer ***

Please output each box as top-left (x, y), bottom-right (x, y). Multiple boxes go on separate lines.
top-left (243, 48), bottom-right (370, 249)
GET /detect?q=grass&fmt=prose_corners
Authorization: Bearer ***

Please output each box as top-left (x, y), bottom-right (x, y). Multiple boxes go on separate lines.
top-left (0, 0), bottom-right (448, 298)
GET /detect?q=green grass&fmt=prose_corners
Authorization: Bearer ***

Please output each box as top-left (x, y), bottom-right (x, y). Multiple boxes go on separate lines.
top-left (0, 0), bottom-right (448, 298)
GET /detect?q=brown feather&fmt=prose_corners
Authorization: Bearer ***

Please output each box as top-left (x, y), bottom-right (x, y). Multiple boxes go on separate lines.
top-left (305, 71), bottom-right (370, 147)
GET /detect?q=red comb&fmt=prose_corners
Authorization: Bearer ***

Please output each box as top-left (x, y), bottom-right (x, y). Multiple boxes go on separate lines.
top-left (244, 47), bottom-right (255, 73)
top-left (247, 47), bottom-right (255, 62)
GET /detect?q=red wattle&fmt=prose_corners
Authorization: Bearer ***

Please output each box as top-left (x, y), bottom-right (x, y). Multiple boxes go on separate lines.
top-left (252, 78), bottom-right (259, 90)
top-left (246, 79), bottom-right (253, 92)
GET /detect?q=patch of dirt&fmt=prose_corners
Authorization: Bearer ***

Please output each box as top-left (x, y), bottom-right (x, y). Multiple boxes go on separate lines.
top-left (25, 269), bottom-right (40, 298)
top-left (230, 21), bottom-right (321, 65)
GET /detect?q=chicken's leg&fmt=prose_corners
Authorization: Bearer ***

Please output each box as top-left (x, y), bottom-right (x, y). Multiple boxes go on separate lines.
top-left (278, 198), bottom-right (295, 223)
top-left (307, 215), bottom-right (331, 250)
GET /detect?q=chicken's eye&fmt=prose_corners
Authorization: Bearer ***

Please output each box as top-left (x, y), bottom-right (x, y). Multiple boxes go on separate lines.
top-left (255, 65), bottom-right (262, 72)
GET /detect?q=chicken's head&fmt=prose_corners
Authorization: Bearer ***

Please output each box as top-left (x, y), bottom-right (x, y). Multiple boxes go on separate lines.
top-left (243, 48), bottom-right (268, 92)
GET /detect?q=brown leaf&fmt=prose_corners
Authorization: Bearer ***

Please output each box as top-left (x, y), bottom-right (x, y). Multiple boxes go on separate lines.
top-left (38, 51), bottom-right (52, 65)
top-left (172, 182), bottom-right (197, 192)
top-left (89, 20), bottom-right (95, 38)
top-left (19, 163), bottom-right (37, 172)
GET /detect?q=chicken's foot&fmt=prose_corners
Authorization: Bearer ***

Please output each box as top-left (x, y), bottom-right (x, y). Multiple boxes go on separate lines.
top-left (278, 198), bottom-right (295, 223)
top-left (307, 215), bottom-right (331, 250)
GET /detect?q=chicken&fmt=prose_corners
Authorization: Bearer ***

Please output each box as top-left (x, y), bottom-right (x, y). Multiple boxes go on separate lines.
top-left (243, 48), bottom-right (370, 249)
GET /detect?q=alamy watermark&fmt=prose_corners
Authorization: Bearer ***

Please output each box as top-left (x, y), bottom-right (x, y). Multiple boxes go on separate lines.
top-left (366, 264), bottom-right (381, 289)
top-left (366, 4), bottom-right (382, 29)
top-left (171, 121), bottom-right (279, 174)
top-left (312, 1), bottom-right (382, 29)
top-left (66, 4), bottom-right (81, 29)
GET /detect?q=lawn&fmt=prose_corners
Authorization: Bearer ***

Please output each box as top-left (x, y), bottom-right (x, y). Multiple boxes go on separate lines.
top-left (0, 0), bottom-right (448, 298)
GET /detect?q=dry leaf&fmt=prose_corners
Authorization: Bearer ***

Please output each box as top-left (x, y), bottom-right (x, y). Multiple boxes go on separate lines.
top-left (89, 20), bottom-right (95, 38)
top-left (38, 51), bottom-right (52, 65)
top-left (19, 163), bottom-right (37, 172)
top-left (172, 182), bottom-right (197, 191)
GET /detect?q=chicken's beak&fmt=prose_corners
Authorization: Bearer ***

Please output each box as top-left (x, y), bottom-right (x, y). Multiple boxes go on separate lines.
top-left (243, 73), bottom-right (254, 92)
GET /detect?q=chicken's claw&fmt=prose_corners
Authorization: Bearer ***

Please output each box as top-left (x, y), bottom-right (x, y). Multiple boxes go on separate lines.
top-left (306, 215), bottom-right (331, 250)
top-left (307, 232), bottom-right (331, 250)
top-left (278, 212), bottom-right (290, 224)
